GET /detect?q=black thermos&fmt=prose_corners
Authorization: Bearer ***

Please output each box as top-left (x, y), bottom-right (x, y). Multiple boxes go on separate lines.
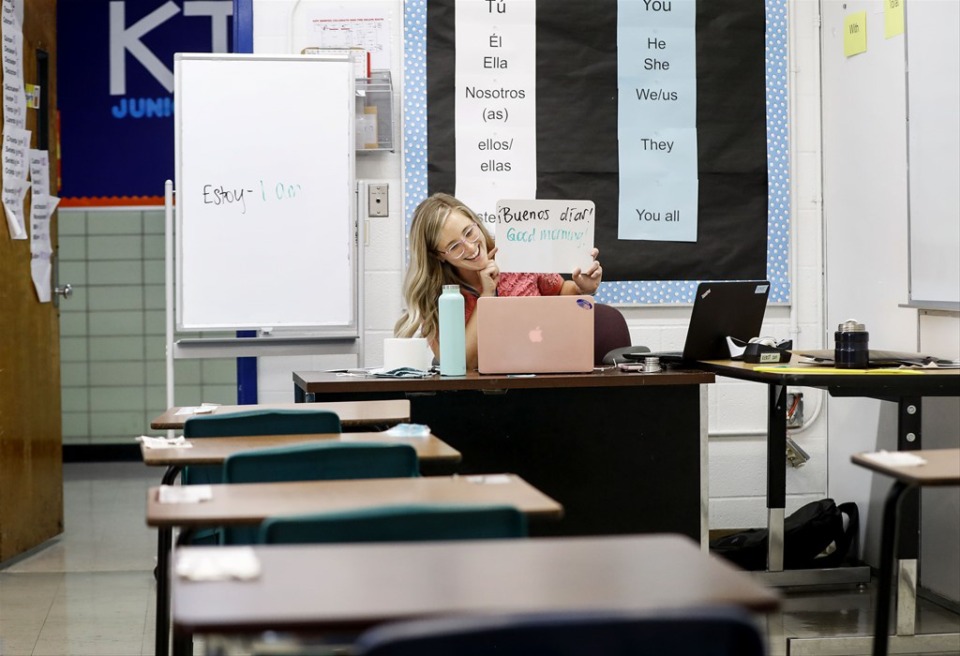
top-left (835, 319), bottom-right (869, 369)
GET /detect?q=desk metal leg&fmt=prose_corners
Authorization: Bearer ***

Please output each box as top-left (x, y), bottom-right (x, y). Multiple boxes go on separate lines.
top-left (755, 383), bottom-right (870, 589)
top-left (895, 397), bottom-right (921, 638)
top-left (768, 507), bottom-right (785, 571)
top-left (874, 480), bottom-right (910, 656)
top-left (172, 632), bottom-right (192, 656)
top-left (700, 384), bottom-right (709, 552)
top-left (767, 384), bottom-right (788, 572)
top-left (155, 466), bottom-right (180, 656)
top-left (156, 526), bottom-right (172, 656)
top-left (161, 465), bottom-right (182, 486)
top-left (896, 559), bottom-right (917, 636)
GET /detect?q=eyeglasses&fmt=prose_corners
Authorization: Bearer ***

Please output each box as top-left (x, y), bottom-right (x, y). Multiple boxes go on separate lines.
top-left (438, 224), bottom-right (483, 259)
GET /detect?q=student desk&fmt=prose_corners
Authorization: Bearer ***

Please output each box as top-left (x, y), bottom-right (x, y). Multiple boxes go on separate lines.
top-left (149, 474), bottom-right (561, 656)
top-left (851, 449), bottom-right (960, 656)
top-left (171, 534), bottom-right (779, 644)
top-left (149, 400), bottom-right (411, 431)
top-left (697, 359), bottom-right (959, 653)
top-left (144, 430), bottom-right (461, 656)
top-left (141, 431), bottom-right (461, 486)
top-left (293, 368), bottom-right (715, 541)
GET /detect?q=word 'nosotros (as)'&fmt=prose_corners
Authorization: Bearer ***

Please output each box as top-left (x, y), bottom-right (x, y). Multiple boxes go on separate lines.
top-left (202, 181), bottom-right (303, 215)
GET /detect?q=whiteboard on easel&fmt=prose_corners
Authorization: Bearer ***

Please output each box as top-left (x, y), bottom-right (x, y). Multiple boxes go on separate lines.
top-left (174, 53), bottom-right (357, 331)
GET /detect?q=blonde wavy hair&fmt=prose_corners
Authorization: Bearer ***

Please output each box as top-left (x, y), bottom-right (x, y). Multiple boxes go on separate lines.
top-left (394, 193), bottom-right (494, 341)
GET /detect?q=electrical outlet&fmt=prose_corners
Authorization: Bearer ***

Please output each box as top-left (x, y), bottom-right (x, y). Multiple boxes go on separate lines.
top-left (368, 184), bottom-right (389, 217)
top-left (786, 391), bottom-right (804, 428)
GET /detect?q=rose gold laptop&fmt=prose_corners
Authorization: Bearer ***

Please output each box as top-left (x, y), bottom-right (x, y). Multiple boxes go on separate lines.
top-left (477, 296), bottom-right (595, 374)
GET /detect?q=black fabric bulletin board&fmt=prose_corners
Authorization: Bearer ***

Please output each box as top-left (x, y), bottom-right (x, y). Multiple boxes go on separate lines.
top-left (426, 0), bottom-right (767, 282)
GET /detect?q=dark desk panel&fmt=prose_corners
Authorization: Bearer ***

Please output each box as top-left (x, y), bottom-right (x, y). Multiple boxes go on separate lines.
top-left (294, 369), bottom-right (713, 539)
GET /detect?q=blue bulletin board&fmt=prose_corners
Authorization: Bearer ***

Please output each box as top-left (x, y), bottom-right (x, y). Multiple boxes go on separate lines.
top-left (403, 0), bottom-right (790, 305)
top-left (57, 0), bottom-right (235, 206)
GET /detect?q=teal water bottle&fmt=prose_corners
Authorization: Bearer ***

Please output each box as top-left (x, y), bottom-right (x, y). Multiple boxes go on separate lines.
top-left (438, 284), bottom-right (466, 376)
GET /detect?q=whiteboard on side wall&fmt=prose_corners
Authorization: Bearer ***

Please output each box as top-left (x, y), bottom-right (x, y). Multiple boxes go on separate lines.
top-left (906, 1), bottom-right (960, 307)
top-left (174, 54), bottom-right (356, 331)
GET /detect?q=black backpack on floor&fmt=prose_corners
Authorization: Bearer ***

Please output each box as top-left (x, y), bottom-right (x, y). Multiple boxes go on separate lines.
top-left (710, 499), bottom-right (859, 571)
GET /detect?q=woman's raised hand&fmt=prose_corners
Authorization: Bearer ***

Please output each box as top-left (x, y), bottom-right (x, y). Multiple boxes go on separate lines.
top-left (572, 247), bottom-right (602, 295)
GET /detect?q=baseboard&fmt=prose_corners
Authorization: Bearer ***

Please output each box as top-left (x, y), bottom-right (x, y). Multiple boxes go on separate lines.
top-left (62, 443), bottom-right (141, 462)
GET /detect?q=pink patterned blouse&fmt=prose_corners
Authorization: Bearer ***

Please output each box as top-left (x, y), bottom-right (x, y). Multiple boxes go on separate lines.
top-left (461, 272), bottom-right (564, 323)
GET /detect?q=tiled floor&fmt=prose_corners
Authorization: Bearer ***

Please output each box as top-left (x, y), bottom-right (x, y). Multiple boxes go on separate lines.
top-left (0, 462), bottom-right (958, 656)
top-left (0, 463), bottom-right (157, 656)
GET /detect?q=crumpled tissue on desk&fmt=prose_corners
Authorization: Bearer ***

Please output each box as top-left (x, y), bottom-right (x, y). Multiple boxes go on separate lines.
top-left (176, 547), bottom-right (261, 581)
top-left (862, 450), bottom-right (928, 467)
top-left (138, 435), bottom-right (192, 449)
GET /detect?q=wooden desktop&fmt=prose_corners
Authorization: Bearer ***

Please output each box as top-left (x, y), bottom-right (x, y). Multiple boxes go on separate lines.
top-left (172, 534), bottom-right (779, 639)
top-left (149, 400), bottom-right (411, 431)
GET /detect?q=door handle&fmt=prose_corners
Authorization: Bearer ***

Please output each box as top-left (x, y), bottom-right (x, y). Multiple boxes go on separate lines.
top-left (54, 283), bottom-right (73, 300)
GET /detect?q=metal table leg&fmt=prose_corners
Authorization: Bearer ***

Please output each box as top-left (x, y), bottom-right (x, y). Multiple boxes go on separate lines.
top-left (873, 480), bottom-right (910, 656)
top-left (154, 465), bottom-right (181, 656)
top-left (156, 525), bottom-right (172, 656)
top-left (755, 384), bottom-right (870, 589)
top-left (767, 384), bottom-right (787, 572)
top-left (894, 398), bottom-right (922, 638)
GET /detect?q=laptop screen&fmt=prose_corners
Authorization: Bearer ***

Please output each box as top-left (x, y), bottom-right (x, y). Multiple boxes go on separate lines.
top-left (681, 281), bottom-right (770, 360)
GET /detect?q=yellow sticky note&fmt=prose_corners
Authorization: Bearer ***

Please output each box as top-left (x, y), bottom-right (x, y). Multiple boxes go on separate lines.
top-left (844, 11), bottom-right (868, 57)
top-left (884, 0), bottom-right (904, 38)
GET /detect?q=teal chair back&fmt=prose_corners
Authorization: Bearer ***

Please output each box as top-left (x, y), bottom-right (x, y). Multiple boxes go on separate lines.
top-left (180, 409), bottom-right (341, 545)
top-left (181, 409), bottom-right (342, 486)
top-left (223, 441), bottom-right (419, 484)
top-left (258, 504), bottom-right (528, 545)
top-left (221, 442), bottom-right (420, 545)
top-left (183, 409), bottom-right (342, 438)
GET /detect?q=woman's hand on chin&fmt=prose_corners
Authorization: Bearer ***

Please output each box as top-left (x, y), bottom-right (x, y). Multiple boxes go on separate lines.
top-left (478, 246), bottom-right (500, 296)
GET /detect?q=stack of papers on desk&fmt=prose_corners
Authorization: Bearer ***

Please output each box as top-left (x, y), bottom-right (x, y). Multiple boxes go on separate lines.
top-left (794, 350), bottom-right (960, 368)
top-left (756, 365), bottom-right (924, 375)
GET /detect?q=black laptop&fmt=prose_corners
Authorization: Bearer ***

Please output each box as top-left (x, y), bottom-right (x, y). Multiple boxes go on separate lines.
top-left (628, 280), bottom-right (771, 364)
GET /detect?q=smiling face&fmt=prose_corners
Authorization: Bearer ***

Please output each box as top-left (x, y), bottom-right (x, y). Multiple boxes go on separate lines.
top-left (435, 209), bottom-right (491, 272)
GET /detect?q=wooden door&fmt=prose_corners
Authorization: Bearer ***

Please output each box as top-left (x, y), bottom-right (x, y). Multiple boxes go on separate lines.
top-left (0, 0), bottom-right (62, 562)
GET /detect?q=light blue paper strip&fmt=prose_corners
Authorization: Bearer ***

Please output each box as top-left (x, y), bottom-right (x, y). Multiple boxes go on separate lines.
top-left (618, 0), bottom-right (697, 243)
top-left (618, 0), bottom-right (697, 28)
top-left (619, 127), bottom-right (698, 179)
top-left (618, 27), bottom-right (696, 127)
top-left (618, 177), bottom-right (699, 242)
top-left (618, 27), bottom-right (697, 76)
